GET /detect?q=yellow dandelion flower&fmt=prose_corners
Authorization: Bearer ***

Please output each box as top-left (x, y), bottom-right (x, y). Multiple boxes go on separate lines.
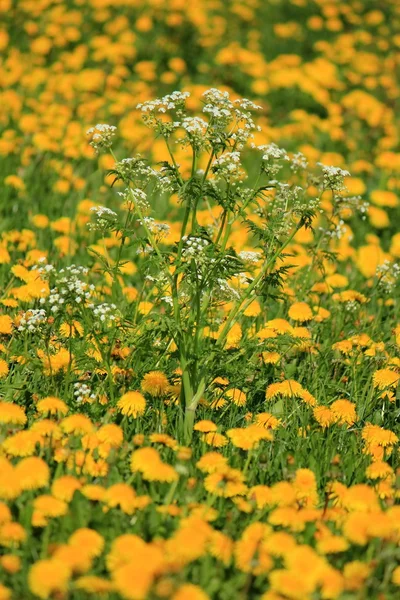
top-left (51, 476), bottom-right (82, 502)
top-left (372, 368), bottom-right (399, 389)
top-left (196, 452), bottom-right (228, 473)
top-left (15, 457), bottom-right (49, 491)
top-left (331, 399), bottom-right (357, 426)
top-left (3, 430), bottom-right (42, 457)
top-left (0, 315), bottom-right (13, 335)
top-left (0, 585), bottom-right (11, 600)
top-left (288, 302), bottom-right (313, 322)
top-left (172, 584), bottom-right (210, 600)
top-left (194, 420), bottom-right (218, 433)
top-left (141, 371), bottom-right (169, 396)
top-left (205, 467), bottom-right (246, 498)
top-left (0, 401), bottom-right (27, 425)
top-left (0, 554), bottom-right (21, 574)
top-left (75, 576), bottom-right (114, 594)
top-left (117, 391), bottom-right (146, 417)
top-left (28, 559), bottom-right (71, 599)
top-left (61, 414), bottom-right (94, 435)
top-left (392, 566), bottom-right (400, 586)
top-left (0, 522), bottom-right (26, 547)
top-left (36, 396), bottom-right (68, 416)
top-left (69, 528), bottom-right (104, 558)
top-left (202, 432), bottom-right (228, 448)
top-left (225, 388), bottom-right (247, 406)
top-left (59, 321), bottom-right (84, 338)
top-left (0, 359), bottom-right (9, 378)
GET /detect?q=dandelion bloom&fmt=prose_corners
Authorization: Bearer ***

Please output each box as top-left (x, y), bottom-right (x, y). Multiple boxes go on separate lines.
top-left (343, 561), bottom-right (371, 591)
top-left (288, 302), bottom-right (313, 322)
top-left (0, 554), bottom-right (21, 574)
top-left (52, 544), bottom-right (92, 575)
top-left (32, 495), bottom-right (68, 527)
top-left (225, 388), bottom-right (247, 406)
top-left (104, 483), bottom-right (137, 514)
top-left (51, 476), bottom-right (82, 502)
top-left (392, 566), bottom-right (400, 586)
top-left (36, 396), bottom-right (68, 416)
top-left (196, 452), bottom-right (228, 473)
top-left (372, 368), bottom-right (399, 389)
top-left (227, 425), bottom-right (272, 451)
top-left (111, 542), bottom-right (165, 599)
top-left (0, 401), bottom-right (27, 426)
top-left (141, 371), bottom-right (169, 396)
top-left (3, 430), bottom-right (42, 457)
top-left (255, 412), bottom-right (281, 430)
top-left (130, 447), bottom-right (178, 482)
top-left (0, 584), bottom-right (11, 600)
top-left (172, 584), bottom-right (210, 600)
top-left (59, 321), bottom-right (84, 338)
top-left (362, 423), bottom-right (398, 447)
top-left (117, 391), bottom-right (146, 417)
top-left (97, 423), bottom-right (123, 447)
top-left (60, 414), bottom-right (94, 435)
top-left (202, 432), bottom-right (228, 448)
top-left (248, 485), bottom-right (274, 509)
top-left (149, 433), bottom-right (177, 448)
top-left (0, 458), bottom-right (21, 500)
top-left (28, 559), bottom-right (71, 599)
top-left (69, 528), bottom-right (104, 558)
top-left (15, 457), bottom-right (50, 490)
top-left (331, 399), bottom-right (357, 426)
top-left (0, 503), bottom-right (11, 524)
top-left (0, 522), bottom-right (26, 547)
top-left (313, 406), bottom-right (335, 428)
top-left (209, 530), bottom-right (233, 566)
top-left (365, 461), bottom-right (393, 480)
top-left (194, 420), bottom-right (218, 433)
top-left (266, 379), bottom-right (316, 406)
top-left (235, 522), bottom-right (273, 575)
top-left (75, 576), bottom-right (114, 594)
top-left (204, 467), bottom-right (247, 497)
top-left (0, 315), bottom-right (13, 334)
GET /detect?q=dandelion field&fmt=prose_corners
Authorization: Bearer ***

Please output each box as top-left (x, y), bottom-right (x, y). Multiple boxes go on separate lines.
top-left (1, 0), bottom-right (400, 598)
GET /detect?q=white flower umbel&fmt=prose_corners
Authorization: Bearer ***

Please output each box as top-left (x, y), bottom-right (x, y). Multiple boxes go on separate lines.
top-left (87, 124), bottom-right (117, 153)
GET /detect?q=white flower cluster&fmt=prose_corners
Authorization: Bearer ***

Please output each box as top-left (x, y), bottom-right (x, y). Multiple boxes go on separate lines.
top-left (31, 258), bottom-right (55, 277)
top-left (202, 88), bottom-right (261, 148)
top-left (86, 124), bottom-right (117, 153)
top-left (114, 157), bottom-right (156, 185)
top-left (41, 265), bottom-right (94, 312)
top-left (318, 163), bottom-right (350, 192)
top-left (212, 151), bottom-right (243, 182)
top-left (181, 236), bottom-right (210, 259)
top-left (376, 260), bottom-right (400, 293)
top-left (127, 187), bottom-right (150, 212)
top-left (238, 250), bottom-right (262, 264)
top-left (137, 92), bottom-right (189, 135)
top-left (74, 382), bottom-right (96, 404)
top-left (88, 205), bottom-right (118, 231)
top-left (91, 302), bottom-right (118, 324)
top-left (140, 217), bottom-right (170, 240)
top-left (252, 143), bottom-right (289, 179)
top-left (178, 117), bottom-right (209, 150)
top-left (259, 143), bottom-right (289, 162)
top-left (291, 152), bottom-right (309, 172)
top-left (341, 195), bottom-right (369, 219)
top-left (215, 278), bottom-right (240, 301)
top-left (137, 91), bottom-right (190, 114)
top-left (18, 309), bottom-right (47, 332)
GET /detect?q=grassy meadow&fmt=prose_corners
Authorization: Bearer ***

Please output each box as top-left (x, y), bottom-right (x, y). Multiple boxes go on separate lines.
top-left (0, 0), bottom-right (400, 598)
